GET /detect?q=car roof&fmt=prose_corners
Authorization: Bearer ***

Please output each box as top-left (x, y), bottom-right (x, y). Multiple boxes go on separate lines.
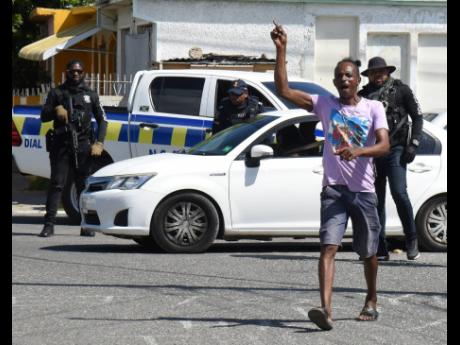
top-left (137, 68), bottom-right (311, 83)
top-left (260, 108), bottom-right (317, 120)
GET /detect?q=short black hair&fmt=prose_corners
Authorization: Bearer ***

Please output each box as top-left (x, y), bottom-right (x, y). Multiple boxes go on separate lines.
top-left (334, 58), bottom-right (361, 77)
top-left (66, 59), bottom-right (84, 70)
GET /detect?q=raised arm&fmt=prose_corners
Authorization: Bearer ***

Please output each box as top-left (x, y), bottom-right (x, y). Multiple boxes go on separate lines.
top-left (271, 23), bottom-right (314, 112)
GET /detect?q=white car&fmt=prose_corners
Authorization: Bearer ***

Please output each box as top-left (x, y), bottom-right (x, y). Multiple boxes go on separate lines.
top-left (423, 109), bottom-right (447, 130)
top-left (80, 109), bottom-right (447, 253)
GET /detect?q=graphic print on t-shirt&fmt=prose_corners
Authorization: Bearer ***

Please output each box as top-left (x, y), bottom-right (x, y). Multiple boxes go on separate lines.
top-left (327, 109), bottom-right (370, 152)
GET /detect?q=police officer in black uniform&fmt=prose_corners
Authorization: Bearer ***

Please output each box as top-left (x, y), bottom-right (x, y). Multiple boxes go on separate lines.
top-left (39, 60), bottom-right (108, 238)
top-left (212, 79), bottom-right (264, 134)
top-left (359, 57), bottom-right (424, 260)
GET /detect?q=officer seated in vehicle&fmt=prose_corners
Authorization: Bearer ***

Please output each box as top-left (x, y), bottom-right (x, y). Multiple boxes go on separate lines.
top-left (212, 79), bottom-right (264, 134)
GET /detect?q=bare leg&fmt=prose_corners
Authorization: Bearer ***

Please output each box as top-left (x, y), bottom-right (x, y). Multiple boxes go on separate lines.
top-left (318, 244), bottom-right (339, 320)
top-left (357, 255), bottom-right (378, 320)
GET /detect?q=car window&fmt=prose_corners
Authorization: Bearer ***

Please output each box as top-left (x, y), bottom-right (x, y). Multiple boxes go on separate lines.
top-left (262, 81), bottom-right (334, 109)
top-left (187, 115), bottom-right (277, 156)
top-left (150, 77), bottom-right (205, 116)
top-left (416, 129), bottom-right (442, 155)
top-left (246, 119), bottom-right (324, 159)
top-left (215, 79), bottom-right (276, 115)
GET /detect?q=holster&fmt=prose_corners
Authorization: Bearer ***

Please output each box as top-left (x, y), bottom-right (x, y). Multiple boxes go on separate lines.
top-left (45, 129), bottom-right (55, 152)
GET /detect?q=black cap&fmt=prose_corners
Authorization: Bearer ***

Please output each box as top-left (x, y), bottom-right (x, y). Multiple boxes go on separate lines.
top-left (361, 57), bottom-right (396, 76)
top-left (228, 79), bottom-right (248, 95)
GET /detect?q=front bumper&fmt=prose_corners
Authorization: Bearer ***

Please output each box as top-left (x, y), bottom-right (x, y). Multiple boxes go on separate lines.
top-left (80, 188), bottom-right (166, 236)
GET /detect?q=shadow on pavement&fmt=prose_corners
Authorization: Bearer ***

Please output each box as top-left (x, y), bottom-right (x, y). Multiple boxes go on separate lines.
top-left (67, 315), bottom-right (325, 332)
top-left (12, 281), bottom-right (447, 299)
top-left (12, 216), bottom-right (71, 225)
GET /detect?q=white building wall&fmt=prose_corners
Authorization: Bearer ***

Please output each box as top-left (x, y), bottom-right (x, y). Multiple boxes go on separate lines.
top-left (124, 0), bottom-right (446, 110)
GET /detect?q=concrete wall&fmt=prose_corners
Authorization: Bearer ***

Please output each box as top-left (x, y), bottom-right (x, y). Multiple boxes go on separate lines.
top-left (120, 0), bottom-right (446, 111)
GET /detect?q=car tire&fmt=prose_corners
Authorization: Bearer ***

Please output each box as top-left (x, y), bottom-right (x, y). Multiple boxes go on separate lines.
top-left (62, 176), bottom-right (81, 225)
top-left (151, 193), bottom-right (219, 253)
top-left (62, 154), bottom-right (113, 225)
top-left (416, 195), bottom-right (447, 252)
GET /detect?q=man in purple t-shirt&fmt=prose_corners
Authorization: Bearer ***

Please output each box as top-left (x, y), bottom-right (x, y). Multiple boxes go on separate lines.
top-left (271, 23), bottom-right (390, 331)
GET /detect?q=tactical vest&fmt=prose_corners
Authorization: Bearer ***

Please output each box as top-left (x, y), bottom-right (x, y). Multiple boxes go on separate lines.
top-left (230, 96), bottom-right (261, 124)
top-left (54, 86), bottom-right (95, 140)
top-left (368, 79), bottom-right (409, 147)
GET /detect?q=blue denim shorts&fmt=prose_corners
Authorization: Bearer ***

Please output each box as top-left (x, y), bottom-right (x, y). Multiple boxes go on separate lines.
top-left (320, 185), bottom-right (381, 258)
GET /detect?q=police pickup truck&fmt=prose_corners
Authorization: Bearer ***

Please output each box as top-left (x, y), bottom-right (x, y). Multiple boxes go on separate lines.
top-left (12, 69), bottom-right (332, 222)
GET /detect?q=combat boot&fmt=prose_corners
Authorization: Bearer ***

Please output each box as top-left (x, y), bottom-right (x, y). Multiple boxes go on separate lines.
top-left (406, 238), bottom-right (420, 260)
top-left (39, 224), bottom-right (54, 237)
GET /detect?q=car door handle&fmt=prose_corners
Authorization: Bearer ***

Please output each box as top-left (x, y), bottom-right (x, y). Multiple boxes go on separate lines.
top-left (313, 166), bottom-right (323, 174)
top-left (139, 122), bottom-right (159, 129)
top-left (408, 163), bottom-right (433, 173)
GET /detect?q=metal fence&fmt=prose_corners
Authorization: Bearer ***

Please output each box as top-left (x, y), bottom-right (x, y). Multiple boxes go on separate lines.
top-left (12, 83), bottom-right (52, 97)
top-left (63, 72), bottom-right (133, 96)
top-left (12, 73), bottom-right (134, 98)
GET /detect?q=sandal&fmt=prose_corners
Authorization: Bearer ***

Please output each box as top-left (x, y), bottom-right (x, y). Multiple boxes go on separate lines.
top-left (357, 306), bottom-right (379, 321)
top-left (308, 307), bottom-right (333, 330)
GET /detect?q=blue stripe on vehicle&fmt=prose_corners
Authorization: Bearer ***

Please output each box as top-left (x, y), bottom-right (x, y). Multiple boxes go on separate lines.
top-left (13, 106), bottom-right (42, 115)
top-left (13, 106), bottom-right (215, 128)
top-left (22, 117), bottom-right (42, 135)
top-left (130, 125), bottom-right (140, 143)
top-left (152, 127), bottom-right (173, 145)
top-left (118, 124), bottom-right (130, 142)
top-left (105, 113), bottom-right (129, 121)
top-left (133, 114), bottom-right (211, 128)
top-left (185, 129), bottom-right (205, 147)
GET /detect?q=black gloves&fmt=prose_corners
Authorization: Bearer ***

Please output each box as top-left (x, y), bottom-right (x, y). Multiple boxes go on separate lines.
top-left (401, 144), bottom-right (417, 164)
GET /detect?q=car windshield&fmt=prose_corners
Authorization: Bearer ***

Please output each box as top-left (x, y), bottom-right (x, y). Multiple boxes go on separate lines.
top-left (187, 115), bottom-right (277, 156)
top-left (263, 81), bottom-right (334, 109)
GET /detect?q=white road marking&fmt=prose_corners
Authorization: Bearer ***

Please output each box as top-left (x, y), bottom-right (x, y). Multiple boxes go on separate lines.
top-left (141, 336), bottom-right (158, 345)
top-left (176, 296), bottom-right (199, 306)
top-left (382, 294), bottom-right (413, 306)
top-left (409, 319), bottom-right (447, 331)
top-left (12, 297), bottom-right (16, 305)
top-left (104, 296), bottom-right (113, 303)
top-left (181, 321), bottom-right (192, 329)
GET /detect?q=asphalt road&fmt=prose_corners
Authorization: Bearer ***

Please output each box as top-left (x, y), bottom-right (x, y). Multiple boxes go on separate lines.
top-left (12, 218), bottom-right (447, 345)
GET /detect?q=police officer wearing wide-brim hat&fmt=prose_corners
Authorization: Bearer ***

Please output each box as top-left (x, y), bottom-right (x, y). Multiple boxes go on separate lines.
top-left (212, 79), bottom-right (264, 134)
top-left (39, 59), bottom-right (108, 238)
top-left (359, 56), bottom-right (424, 261)
top-left (361, 56), bottom-right (396, 77)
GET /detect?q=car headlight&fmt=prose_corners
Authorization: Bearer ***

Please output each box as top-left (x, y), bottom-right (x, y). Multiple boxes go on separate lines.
top-left (107, 174), bottom-right (155, 190)
top-left (85, 174), bottom-right (156, 191)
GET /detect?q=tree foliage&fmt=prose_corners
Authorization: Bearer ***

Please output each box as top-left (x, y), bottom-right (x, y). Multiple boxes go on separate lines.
top-left (12, 0), bottom-right (95, 89)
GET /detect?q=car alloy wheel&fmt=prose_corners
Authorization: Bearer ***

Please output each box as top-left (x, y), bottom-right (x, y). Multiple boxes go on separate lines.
top-left (152, 192), bottom-right (219, 253)
top-left (416, 195), bottom-right (447, 252)
top-left (426, 200), bottom-right (447, 245)
top-left (164, 201), bottom-right (208, 246)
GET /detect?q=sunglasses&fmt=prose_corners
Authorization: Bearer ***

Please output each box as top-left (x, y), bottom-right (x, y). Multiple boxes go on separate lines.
top-left (68, 69), bottom-right (84, 75)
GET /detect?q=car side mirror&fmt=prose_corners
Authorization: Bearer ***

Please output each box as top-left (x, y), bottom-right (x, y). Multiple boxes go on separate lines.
top-left (245, 145), bottom-right (274, 167)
